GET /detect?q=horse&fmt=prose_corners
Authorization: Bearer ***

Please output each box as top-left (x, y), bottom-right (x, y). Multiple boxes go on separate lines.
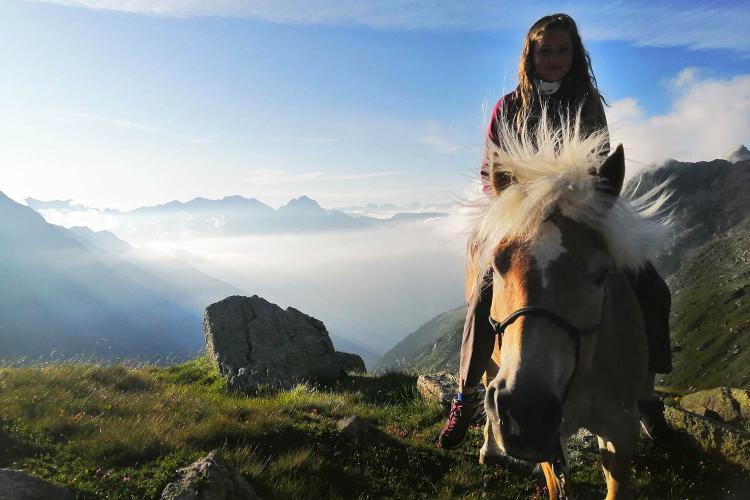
top-left (466, 110), bottom-right (669, 499)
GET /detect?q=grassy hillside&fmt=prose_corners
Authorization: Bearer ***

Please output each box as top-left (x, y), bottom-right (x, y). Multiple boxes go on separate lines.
top-left (377, 305), bottom-right (464, 372)
top-left (0, 359), bottom-right (747, 499)
top-left (661, 226), bottom-right (750, 391)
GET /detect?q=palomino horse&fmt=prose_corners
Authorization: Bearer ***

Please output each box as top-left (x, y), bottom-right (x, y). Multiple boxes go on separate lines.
top-left (467, 112), bottom-right (668, 499)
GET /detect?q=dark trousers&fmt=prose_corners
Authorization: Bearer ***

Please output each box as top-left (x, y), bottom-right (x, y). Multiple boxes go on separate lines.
top-left (458, 263), bottom-right (672, 391)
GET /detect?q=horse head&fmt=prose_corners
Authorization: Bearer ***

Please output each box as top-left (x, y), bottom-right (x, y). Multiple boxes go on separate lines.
top-left (483, 147), bottom-right (624, 462)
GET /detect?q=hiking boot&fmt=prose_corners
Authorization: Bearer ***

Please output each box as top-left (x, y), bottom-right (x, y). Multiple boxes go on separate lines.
top-left (438, 391), bottom-right (486, 450)
top-left (639, 399), bottom-right (675, 444)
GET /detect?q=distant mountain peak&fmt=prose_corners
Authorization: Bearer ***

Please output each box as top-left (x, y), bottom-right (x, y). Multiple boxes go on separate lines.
top-left (280, 195), bottom-right (324, 212)
top-left (726, 145), bottom-right (750, 163)
top-left (131, 195), bottom-right (272, 213)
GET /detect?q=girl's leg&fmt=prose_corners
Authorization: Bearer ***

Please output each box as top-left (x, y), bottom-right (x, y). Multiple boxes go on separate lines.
top-left (458, 277), bottom-right (496, 393)
top-left (630, 262), bottom-right (672, 374)
top-left (630, 262), bottom-right (674, 443)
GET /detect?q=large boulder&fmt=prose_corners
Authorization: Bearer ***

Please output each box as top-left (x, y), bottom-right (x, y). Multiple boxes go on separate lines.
top-left (204, 295), bottom-right (365, 391)
top-left (0, 469), bottom-right (75, 500)
top-left (678, 387), bottom-right (750, 432)
top-left (161, 450), bottom-right (261, 500)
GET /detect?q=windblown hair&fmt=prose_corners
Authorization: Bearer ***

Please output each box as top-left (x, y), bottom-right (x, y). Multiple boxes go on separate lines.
top-left (516, 13), bottom-right (605, 131)
top-left (467, 106), bottom-right (670, 297)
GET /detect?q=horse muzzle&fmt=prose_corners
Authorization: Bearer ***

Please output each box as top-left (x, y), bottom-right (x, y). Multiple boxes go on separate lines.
top-left (485, 382), bottom-right (562, 462)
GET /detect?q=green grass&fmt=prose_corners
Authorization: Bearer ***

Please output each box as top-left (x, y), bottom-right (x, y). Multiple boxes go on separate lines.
top-left (0, 358), bottom-right (747, 499)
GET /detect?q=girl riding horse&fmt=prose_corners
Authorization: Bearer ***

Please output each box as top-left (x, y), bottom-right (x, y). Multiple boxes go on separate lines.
top-left (438, 13), bottom-right (672, 451)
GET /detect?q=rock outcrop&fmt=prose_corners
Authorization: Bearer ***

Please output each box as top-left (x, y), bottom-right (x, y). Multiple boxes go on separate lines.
top-left (204, 295), bottom-right (365, 391)
top-left (160, 450), bottom-right (261, 500)
top-left (0, 469), bottom-right (75, 500)
top-left (678, 387), bottom-right (750, 432)
top-left (665, 405), bottom-right (750, 470)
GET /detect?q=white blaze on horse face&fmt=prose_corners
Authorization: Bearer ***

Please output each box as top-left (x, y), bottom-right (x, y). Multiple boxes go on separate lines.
top-left (531, 221), bottom-right (565, 289)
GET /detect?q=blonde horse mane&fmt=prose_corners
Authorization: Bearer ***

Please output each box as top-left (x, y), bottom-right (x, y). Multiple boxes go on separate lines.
top-left (467, 106), bottom-right (671, 298)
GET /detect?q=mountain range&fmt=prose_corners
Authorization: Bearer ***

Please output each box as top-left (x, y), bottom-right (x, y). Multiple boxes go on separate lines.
top-left (377, 146), bottom-right (750, 391)
top-left (2, 192), bottom-right (405, 367)
top-left (26, 195), bottom-right (449, 243)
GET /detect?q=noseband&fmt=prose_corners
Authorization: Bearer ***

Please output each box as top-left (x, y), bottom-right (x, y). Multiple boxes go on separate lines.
top-left (488, 306), bottom-right (599, 404)
top-left (489, 307), bottom-right (598, 339)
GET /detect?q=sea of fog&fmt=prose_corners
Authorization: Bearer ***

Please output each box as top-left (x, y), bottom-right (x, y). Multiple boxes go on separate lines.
top-left (138, 213), bottom-right (469, 359)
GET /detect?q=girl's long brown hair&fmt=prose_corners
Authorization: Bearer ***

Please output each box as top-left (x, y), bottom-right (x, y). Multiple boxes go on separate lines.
top-left (515, 13), bottom-right (605, 130)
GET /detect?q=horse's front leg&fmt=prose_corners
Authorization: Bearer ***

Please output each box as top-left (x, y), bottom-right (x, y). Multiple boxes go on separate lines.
top-left (540, 436), bottom-right (572, 500)
top-left (597, 418), bottom-right (639, 500)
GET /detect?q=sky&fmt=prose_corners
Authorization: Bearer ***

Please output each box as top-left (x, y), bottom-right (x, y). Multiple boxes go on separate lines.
top-left (1, 0), bottom-right (749, 211)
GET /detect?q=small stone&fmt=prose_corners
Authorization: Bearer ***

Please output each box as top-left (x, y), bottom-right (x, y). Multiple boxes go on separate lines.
top-left (416, 372), bottom-right (459, 408)
top-left (0, 469), bottom-right (75, 500)
top-left (161, 450), bottom-right (261, 500)
top-left (336, 416), bottom-right (380, 442)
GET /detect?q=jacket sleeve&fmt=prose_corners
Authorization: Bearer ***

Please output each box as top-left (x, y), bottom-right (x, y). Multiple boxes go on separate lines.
top-left (481, 98), bottom-right (505, 196)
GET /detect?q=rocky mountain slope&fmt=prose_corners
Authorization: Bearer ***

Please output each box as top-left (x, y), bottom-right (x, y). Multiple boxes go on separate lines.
top-left (378, 149), bottom-right (750, 391)
top-left (376, 305), bottom-right (465, 372)
top-left (0, 192), bottom-right (237, 360)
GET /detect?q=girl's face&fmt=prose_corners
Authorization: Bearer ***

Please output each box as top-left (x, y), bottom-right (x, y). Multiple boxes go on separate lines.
top-left (532, 29), bottom-right (573, 82)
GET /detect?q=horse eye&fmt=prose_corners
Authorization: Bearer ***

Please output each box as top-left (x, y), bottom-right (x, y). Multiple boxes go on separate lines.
top-left (495, 246), bottom-right (513, 275)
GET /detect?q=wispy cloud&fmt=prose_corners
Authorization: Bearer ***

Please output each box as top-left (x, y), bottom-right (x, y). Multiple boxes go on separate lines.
top-left (607, 70), bottom-right (750, 174)
top-left (419, 121), bottom-right (475, 155)
top-left (66, 111), bottom-right (214, 144)
top-left (30, 1), bottom-right (750, 52)
top-left (257, 134), bottom-right (338, 146)
top-left (242, 168), bottom-right (399, 185)
top-left (578, 2), bottom-right (750, 52)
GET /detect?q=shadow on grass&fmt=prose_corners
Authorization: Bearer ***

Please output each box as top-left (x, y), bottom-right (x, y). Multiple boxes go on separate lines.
top-left (321, 371), bottom-right (420, 405)
top-left (0, 425), bottom-right (46, 467)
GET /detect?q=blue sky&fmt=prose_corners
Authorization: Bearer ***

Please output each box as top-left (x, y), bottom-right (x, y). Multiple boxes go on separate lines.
top-left (1, 0), bottom-right (749, 210)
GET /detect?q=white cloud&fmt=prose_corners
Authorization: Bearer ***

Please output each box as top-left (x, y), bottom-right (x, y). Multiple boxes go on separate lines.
top-left (606, 72), bottom-right (750, 175)
top-left (38, 207), bottom-right (121, 231)
top-left (29, 1), bottom-right (750, 51)
top-left (670, 67), bottom-right (700, 88)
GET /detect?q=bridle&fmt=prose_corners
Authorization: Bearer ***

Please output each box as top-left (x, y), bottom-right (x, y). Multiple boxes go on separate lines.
top-left (488, 306), bottom-right (599, 406)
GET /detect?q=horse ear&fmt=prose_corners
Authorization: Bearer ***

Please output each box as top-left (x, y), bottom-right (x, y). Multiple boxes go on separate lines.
top-left (596, 144), bottom-right (625, 198)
